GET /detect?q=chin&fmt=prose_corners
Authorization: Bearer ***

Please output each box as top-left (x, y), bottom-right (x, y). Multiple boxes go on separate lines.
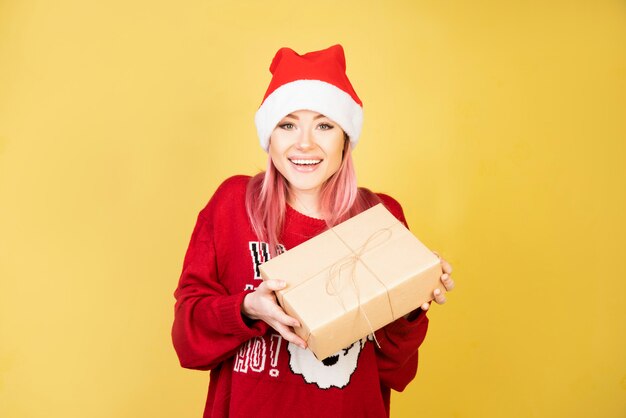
top-left (284, 174), bottom-right (326, 193)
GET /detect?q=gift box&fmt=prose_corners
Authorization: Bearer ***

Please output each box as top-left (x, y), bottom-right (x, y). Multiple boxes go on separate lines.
top-left (259, 203), bottom-right (444, 360)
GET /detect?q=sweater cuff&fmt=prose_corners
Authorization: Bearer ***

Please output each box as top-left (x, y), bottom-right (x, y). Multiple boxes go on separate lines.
top-left (215, 291), bottom-right (269, 338)
top-left (386, 309), bottom-right (428, 333)
top-left (405, 308), bottom-right (425, 322)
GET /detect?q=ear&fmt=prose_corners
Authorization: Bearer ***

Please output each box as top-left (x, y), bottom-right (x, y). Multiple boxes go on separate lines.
top-left (341, 134), bottom-right (350, 159)
top-left (360, 337), bottom-right (370, 348)
top-left (269, 47), bottom-right (296, 74)
top-left (327, 44), bottom-right (347, 71)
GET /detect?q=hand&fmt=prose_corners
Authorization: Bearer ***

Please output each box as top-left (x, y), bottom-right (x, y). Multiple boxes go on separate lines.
top-left (420, 253), bottom-right (455, 311)
top-left (242, 280), bottom-right (307, 349)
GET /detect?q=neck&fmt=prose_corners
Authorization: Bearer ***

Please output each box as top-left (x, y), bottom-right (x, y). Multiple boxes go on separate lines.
top-left (288, 189), bottom-right (323, 219)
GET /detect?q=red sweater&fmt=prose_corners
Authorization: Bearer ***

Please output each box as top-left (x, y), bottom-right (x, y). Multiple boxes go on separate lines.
top-left (172, 175), bottom-right (429, 418)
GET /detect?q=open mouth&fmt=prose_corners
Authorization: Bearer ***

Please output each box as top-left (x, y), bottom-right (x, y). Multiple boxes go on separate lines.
top-left (322, 354), bottom-right (339, 366)
top-left (288, 158), bottom-right (322, 167)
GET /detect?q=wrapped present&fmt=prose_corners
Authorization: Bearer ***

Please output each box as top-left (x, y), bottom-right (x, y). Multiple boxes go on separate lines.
top-left (259, 203), bottom-right (444, 360)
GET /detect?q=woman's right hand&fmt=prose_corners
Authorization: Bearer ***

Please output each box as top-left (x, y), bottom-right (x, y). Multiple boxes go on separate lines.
top-left (242, 280), bottom-right (307, 349)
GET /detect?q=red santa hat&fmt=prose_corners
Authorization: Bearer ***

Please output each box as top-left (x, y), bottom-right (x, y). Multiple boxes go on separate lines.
top-left (255, 44), bottom-right (364, 151)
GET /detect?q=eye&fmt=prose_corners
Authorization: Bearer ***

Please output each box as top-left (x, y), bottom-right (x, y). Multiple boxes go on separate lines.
top-left (318, 123), bottom-right (334, 130)
top-left (342, 342), bottom-right (355, 355)
top-left (278, 122), bottom-right (295, 130)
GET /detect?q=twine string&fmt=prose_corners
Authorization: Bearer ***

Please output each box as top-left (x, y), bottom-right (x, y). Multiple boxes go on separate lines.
top-left (285, 200), bottom-right (400, 354)
top-left (324, 227), bottom-right (396, 349)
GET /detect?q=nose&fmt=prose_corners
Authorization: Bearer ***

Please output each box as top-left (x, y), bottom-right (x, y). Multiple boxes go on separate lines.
top-left (296, 129), bottom-right (314, 150)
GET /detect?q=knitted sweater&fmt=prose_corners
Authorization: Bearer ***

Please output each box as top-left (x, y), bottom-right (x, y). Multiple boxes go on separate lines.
top-left (172, 175), bottom-right (429, 418)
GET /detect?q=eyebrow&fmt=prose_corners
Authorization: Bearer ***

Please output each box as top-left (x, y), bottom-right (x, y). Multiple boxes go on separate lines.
top-left (284, 113), bottom-right (327, 120)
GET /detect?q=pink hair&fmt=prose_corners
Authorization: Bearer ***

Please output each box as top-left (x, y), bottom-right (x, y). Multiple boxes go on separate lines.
top-left (245, 139), bottom-right (381, 257)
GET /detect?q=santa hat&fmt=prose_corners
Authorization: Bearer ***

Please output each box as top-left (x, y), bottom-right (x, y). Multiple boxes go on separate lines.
top-left (254, 44), bottom-right (363, 151)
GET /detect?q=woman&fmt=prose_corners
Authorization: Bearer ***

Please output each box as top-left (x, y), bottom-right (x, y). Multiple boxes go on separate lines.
top-left (172, 44), bottom-right (454, 418)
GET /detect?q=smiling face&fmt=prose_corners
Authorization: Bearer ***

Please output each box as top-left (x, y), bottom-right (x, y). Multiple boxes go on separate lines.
top-left (269, 110), bottom-right (346, 203)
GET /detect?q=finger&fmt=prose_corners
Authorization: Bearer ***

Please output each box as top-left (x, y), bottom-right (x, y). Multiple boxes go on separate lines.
top-left (262, 279), bottom-right (287, 292)
top-left (272, 308), bottom-right (301, 328)
top-left (433, 288), bottom-right (447, 305)
top-left (441, 273), bottom-right (455, 291)
top-left (440, 258), bottom-right (453, 274)
top-left (420, 301), bottom-right (430, 311)
top-left (273, 323), bottom-right (307, 349)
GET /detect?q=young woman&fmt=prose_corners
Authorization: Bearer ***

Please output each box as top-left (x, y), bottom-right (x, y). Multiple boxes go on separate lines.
top-left (172, 44), bottom-right (454, 418)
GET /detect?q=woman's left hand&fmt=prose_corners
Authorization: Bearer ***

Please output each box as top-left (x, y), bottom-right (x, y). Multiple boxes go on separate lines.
top-left (420, 254), bottom-right (455, 311)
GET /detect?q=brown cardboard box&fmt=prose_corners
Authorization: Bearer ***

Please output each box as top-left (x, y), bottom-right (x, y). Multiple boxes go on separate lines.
top-left (259, 203), bottom-right (444, 360)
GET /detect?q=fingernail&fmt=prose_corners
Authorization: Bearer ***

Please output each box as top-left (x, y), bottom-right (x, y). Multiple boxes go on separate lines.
top-left (434, 289), bottom-right (441, 295)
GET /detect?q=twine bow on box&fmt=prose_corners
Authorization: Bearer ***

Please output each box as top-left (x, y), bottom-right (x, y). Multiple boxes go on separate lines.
top-left (316, 226), bottom-right (398, 350)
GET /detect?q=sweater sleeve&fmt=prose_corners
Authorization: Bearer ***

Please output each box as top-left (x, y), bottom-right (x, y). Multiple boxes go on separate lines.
top-left (374, 310), bottom-right (429, 391)
top-left (171, 209), bottom-right (269, 371)
top-left (374, 193), bottom-right (431, 391)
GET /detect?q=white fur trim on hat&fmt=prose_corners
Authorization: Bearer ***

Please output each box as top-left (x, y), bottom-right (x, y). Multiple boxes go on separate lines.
top-left (255, 79), bottom-right (363, 152)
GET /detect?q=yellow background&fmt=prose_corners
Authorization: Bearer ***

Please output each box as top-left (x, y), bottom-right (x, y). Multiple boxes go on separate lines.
top-left (1, 0), bottom-right (624, 417)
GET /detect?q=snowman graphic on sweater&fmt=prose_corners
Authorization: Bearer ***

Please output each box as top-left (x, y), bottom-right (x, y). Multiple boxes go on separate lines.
top-left (287, 336), bottom-right (372, 389)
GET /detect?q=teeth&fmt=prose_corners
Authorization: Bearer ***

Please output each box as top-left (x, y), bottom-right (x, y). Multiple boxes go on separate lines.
top-left (290, 159), bottom-right (321, 165)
